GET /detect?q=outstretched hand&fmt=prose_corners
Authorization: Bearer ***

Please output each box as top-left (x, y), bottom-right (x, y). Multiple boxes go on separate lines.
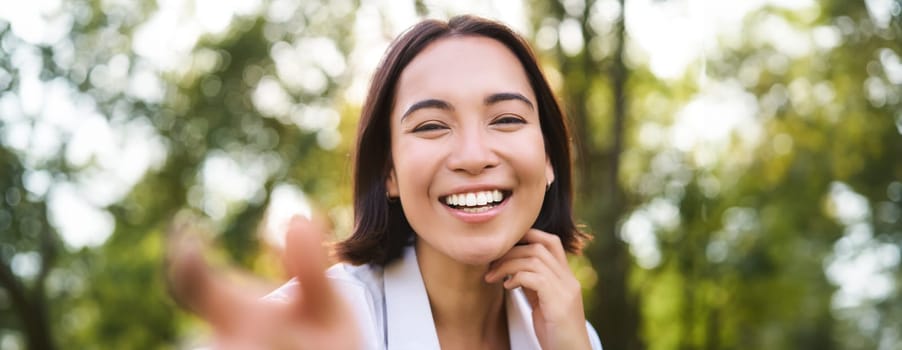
top-left (166, 215), bottom-right (360, 350)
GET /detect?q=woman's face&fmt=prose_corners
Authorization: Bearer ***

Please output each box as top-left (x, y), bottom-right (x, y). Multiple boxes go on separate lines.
top-left (386, 36), bottom-right (554, 266)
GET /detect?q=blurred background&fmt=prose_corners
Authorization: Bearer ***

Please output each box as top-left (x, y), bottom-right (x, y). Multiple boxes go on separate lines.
top-left (1, 0), bottom-right (900, 349)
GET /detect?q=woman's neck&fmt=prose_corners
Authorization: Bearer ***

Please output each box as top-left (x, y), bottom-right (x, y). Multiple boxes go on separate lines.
top-left (415, 240), bottom-right (510, 350)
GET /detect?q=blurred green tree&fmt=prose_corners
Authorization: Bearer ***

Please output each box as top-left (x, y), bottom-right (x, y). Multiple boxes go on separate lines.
top-left (524, 0), bottom-right (901, 349)
top-left (1, 0), bottom-right (359, 348)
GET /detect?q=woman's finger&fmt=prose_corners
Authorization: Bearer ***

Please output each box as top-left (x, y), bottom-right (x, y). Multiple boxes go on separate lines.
top-left (282, 215), bottom-right (361, 349)
top-left (486, 255), bottom-right (557, 285)
top-left (488, 242), bottom-right (566, 280)
top-left (283, 215), bottom-right (340, 321)
top-left (520, 229), bottom-right (568, 265)
top-left (165, 221), bottom-right (209, 313)
top-left (166, 220), bottom-right (261, 333)
top-left (502, 270), bottom-right (549, 293)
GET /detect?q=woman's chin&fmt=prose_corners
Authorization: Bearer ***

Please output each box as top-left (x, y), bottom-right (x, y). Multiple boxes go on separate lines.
top-left (416, 235), bottom-right (520, 267)
top-left (448, 245), bottom-right (511, 266)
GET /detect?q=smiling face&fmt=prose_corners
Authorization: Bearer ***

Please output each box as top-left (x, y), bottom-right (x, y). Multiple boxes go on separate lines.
top-left (385, 36), bottom-right (554, 266)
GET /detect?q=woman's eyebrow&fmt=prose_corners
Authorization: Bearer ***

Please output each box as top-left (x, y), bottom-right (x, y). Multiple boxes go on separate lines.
top-left (401, 99), bottom-right (453, 120)
top-left (484, 92), bottom-right (534, 110)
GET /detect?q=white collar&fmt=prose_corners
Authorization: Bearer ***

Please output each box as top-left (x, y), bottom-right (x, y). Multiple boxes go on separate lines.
top-left (383, 246), bottom-right (541, 350)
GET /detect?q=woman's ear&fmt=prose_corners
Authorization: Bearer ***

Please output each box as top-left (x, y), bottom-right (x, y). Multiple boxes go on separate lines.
top-left (385, 169), bottom-right (400, 197)
top-left (545, 157), bottom-right (555, 189)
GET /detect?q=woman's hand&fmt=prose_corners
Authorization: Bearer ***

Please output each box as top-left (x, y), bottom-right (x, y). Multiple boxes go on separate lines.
top-left (166, 215), bottom-right (360, 350)
top-left (484, 229), bottom-right (592, 350)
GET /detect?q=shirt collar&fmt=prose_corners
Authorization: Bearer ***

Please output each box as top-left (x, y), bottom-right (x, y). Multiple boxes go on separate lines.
top-left (383, 246), bottom-right (541, 350)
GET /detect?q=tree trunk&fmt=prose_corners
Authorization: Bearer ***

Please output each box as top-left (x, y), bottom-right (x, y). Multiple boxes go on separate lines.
top-left (0, 262), bottom-right (56, 350)
top-left (569, 0), bottom-right (643, 348)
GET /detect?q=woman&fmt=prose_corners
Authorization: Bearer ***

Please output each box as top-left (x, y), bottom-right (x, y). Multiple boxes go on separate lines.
top-left (169, 15), bottom-right (602, 350)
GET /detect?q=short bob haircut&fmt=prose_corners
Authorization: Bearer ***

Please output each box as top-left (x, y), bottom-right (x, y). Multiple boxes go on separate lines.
top-left (335, 15), bottom-right (588, 266)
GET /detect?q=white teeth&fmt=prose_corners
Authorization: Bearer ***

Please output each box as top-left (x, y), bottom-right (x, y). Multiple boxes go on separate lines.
top-left (466, 193), bottom-right (477, 206)
top-left (476, 192), bottom-right (488, 205)
top-left (462, 206), bottom-right (491, 213)
top-left (444, 190), bottom-right (506, 208)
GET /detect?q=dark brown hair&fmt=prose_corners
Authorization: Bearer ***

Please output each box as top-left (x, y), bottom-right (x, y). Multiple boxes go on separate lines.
top-left (334, 15), bottom-right (588, 266)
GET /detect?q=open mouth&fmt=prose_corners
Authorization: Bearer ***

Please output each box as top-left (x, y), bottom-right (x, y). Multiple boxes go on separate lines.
top-left (439, 189), bottom-right (511, 214)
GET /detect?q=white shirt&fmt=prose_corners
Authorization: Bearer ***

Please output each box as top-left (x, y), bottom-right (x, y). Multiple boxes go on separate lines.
top-left (266, 246), bottom-right (603, 350)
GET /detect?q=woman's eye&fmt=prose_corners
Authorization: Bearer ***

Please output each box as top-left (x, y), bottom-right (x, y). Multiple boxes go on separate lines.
top-left (413, 122), bottom-right (447, 133)
top-left (492, 115), bottom-right (526, 125)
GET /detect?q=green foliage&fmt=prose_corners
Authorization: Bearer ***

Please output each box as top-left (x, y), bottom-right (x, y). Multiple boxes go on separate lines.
top-left (531, 0), bottom-right (901, 349)
top-left (1, 0), bottom-right (358, 348)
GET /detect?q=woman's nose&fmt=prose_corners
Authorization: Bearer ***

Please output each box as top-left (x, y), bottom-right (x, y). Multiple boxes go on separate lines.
top-left (446, 128), bottom-right (500, 175)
